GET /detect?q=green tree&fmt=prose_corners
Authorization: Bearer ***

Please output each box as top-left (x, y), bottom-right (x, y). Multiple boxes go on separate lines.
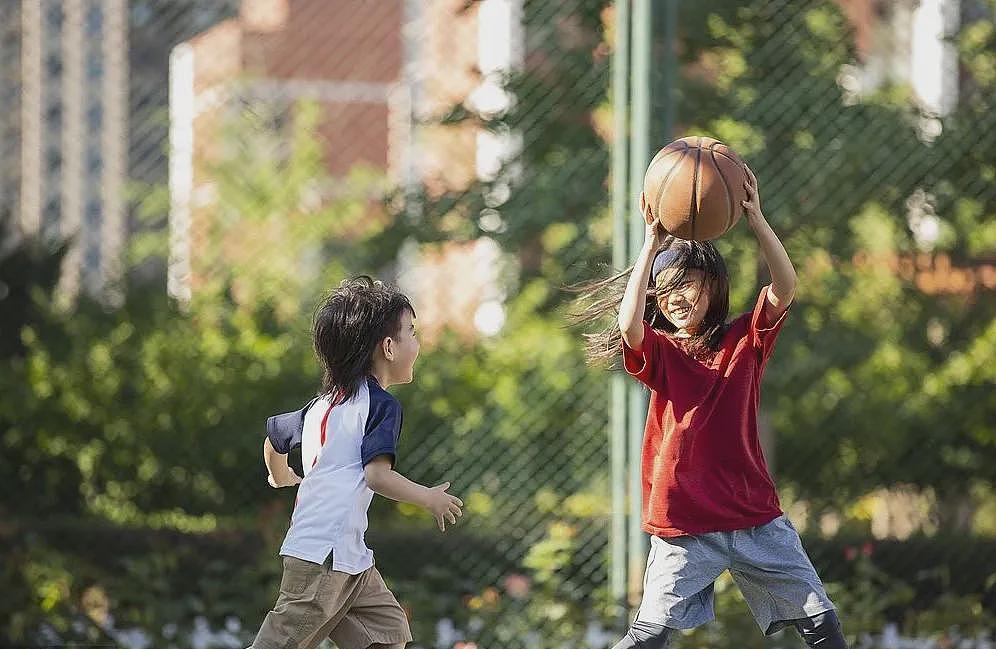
top-left (672, 0), bottom-right (996, 525)
top-left (0, 98), bottom-right (395, 645)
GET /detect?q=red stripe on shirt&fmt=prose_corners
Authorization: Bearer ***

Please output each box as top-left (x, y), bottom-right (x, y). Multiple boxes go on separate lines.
top-left (311, 389), bottom-right (344, 468)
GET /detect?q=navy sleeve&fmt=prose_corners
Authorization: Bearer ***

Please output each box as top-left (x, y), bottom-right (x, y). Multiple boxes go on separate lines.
top-left (361, 389), bottom-right (403, 469)
top-left (266, 397), bottom-right (318, 454)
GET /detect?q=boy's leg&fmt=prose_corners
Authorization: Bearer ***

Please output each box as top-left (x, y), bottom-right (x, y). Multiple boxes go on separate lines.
top-left (609, 534), bottom-right (728, 649)
top-left (326, 567), bottom-right (413, 649)
top-left (728, 515), bottom-right (844, 644)
top-left (252, 556), bottom-right (361, 649)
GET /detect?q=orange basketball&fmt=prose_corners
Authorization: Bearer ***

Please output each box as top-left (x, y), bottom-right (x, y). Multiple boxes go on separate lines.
top-left (642, 136), bottom-right (749, 241)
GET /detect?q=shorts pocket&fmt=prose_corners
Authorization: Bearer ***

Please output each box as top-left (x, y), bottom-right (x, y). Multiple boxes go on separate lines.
top-left (279, 556), bottom-right (323, 596)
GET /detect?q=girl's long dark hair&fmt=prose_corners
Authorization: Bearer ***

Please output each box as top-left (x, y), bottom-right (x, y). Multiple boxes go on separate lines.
top-left (571, 236), bottom-right (731, 365)
top-left (313, 276), bottom-right (414, 400)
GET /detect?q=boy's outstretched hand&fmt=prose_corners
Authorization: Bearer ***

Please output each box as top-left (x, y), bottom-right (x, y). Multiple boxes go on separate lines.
top-left (363, 456), bottom-right (464, 531)
top-left (426, 481), bottom-right (464, 532)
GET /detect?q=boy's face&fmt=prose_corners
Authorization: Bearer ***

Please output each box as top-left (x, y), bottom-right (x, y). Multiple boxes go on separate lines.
top-left (656, 268), bottom-right (710, 333)
top-left (389, 309), bottom-right (420, 384)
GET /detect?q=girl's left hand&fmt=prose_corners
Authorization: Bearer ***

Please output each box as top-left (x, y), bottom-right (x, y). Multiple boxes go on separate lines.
top-left (741, 165), bottom-right (766, 232)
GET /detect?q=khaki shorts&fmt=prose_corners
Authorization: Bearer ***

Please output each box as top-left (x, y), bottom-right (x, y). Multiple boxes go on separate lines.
top-left (251, 556), bottom-right (413, 649)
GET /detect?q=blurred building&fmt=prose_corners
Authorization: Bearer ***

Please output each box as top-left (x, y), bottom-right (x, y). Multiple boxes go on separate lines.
top-left (127, 0), bottom-right (239, 285)
top-left (168, 0), bottom-right (512, 338)
top-left (0, 0), bottom-right (128, 299)
top-left (837, 0), bottom-right (961, 117)
top-left (168, 0), bottom-right (404, 302)
top-left (835, 0), bottom-right (993, 300)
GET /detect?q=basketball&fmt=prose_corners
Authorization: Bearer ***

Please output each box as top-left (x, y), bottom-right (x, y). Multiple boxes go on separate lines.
top-left (642, 136), bottom-right (749, 241)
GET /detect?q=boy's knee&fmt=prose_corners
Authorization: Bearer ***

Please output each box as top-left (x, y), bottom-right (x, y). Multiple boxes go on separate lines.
top-left (793, 609), bottom-right (848, 649)
top-left (611, 620), bottom-right (675, 649)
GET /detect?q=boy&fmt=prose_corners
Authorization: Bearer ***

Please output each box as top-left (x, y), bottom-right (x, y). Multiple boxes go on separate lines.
top-left (251, 276), bottom-right (463, 649)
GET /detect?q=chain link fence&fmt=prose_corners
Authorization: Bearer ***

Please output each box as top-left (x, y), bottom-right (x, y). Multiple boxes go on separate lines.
top-left (2, 0), bottom-right (995, 648)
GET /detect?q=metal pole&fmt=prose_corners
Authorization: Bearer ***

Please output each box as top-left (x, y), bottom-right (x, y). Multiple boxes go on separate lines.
top-left (609, 0), bottom-right (630, 623)
top-left (626, 0), bottom-right (652, 610)
top-left (663, 0), bottom-right (677, 141)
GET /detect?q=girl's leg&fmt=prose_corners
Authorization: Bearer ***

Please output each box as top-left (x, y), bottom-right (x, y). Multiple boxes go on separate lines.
top-left (728, 516), bottom-right (841, 639)
top-left (614, 533), bottom-right (727, 649)
top-left (792, 610), bottom-right (848, 649)
top-left (610, 620), bottom-right (675, 649)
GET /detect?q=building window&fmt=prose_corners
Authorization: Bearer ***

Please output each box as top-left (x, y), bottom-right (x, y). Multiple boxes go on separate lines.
top-left (86, 5), bottom-right (103, 38)
top-left (47, 102), bottom-right (63, 124)
top-left (87, 57), bottom-right (103, 81)
top-left (2, 81), bottom-right (21, 104)
top-left (85, 245), bottom-right (100, 272)
top-left (43, 198), bottom-right (61, 237)
top-left (87, 104), bottom-right (102, 130)
top-left (86, 200), bottom-right (101, 226)
top-left (87, 150), bottom-right (102, 174)
top-left (46, 3), bottom-right (63, 31)
top-left (47, 149), bottom-right (62, 173)
top-left (46, 54), bottom-right (62, 79)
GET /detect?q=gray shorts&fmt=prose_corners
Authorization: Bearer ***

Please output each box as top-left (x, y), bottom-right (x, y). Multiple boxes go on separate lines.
top-left (635, 515), bottom-right (835, 634)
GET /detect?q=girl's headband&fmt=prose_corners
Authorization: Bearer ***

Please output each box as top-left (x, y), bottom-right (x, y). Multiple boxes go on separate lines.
top-left (651, 246), bottom-right (705, 279)
top-left (651, 249), bottom-right (682, 279)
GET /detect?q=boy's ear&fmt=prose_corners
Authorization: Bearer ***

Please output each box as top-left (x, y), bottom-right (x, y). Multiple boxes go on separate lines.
top-left (381, 336), bottom-right (395, 361)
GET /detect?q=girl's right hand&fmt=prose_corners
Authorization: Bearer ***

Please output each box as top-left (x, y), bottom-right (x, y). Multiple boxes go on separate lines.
top-left (640, 192), bottom-right (667, 248)
top-left (644, 207), bottom-right (666, 248)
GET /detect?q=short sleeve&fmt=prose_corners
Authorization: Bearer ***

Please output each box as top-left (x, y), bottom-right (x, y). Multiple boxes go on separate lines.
top-left (266, 397), bottom-right (319, 454)
top-left (622, 320), bottom-right (667, 389)
top-left (361, 392), bottom-right (403, 468)
top-left (749, 285), bottom-right (791, 362)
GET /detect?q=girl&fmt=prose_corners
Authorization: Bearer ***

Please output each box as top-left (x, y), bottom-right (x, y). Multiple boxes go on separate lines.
top-left (577, 168), bottom-right (847, 648)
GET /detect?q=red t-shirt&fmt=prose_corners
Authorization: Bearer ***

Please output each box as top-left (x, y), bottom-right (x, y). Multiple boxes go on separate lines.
top-left (622, 286), bottom-right (788, 537)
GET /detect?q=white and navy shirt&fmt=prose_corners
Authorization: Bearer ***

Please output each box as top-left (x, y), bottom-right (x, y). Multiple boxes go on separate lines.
top-left (266, 376), bottom-right (402, 573)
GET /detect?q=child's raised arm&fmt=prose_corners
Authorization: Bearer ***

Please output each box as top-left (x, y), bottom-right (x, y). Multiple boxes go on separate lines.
top-left (742, 167), bottom-right (797, 319)
top-left (619, 197), bottom-right (666, 351)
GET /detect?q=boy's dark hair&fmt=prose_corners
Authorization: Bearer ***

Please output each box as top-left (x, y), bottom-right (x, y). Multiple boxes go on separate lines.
top-left (570, 235), bottom-right (731, 365)
top-left (313, 276), bottom-right (415, 400)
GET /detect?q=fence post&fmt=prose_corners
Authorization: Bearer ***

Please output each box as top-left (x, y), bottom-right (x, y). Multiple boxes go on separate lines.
top-left (610, 0), bottom-right (631, 626)
top-left (626, 0), bottom-right (652, 611)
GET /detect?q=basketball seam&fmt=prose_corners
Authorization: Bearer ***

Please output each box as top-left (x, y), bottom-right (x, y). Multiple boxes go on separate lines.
top-left (710, 149), bottom-right (743, 165)
top-left (709, 143), bottom-right (735, 237)
top-left (654, 148), bottom-right (688, 227)
top-left (690, 137), bottom-right (702, 240)
top-left (651, 142), bottom-right (689, 167)
top-left (647, 145), bottom-right (688, 200)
